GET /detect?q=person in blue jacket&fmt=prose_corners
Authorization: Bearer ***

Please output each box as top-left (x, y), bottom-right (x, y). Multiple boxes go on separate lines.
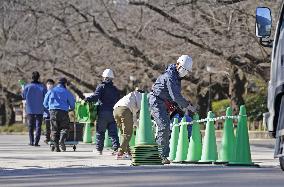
top-left (22, 71), bottom-right (47, 146)
top-left (84, 69), bottom-right (120, 155)
top-left (43, 79), bottom-right (55, 144)
top-left (43, 78), bottom-right (75, 152)
top-left (149, 55), bottom-right (197, 164)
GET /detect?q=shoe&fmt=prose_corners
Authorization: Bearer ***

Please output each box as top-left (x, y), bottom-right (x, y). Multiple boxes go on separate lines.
top-left (55, 147), bottom-right (61, 152)
top-left (115, 151), bottom-right (124, 160)
top-left (34, 144), bottom-right (40, 147)
top-left (111, 150), bottom-right (118, 156)
top-left (60, 143), bottom-right (66, 152)
top-left (97, 150), bottom-right (103, 155)
top-left (162, 157), bottom-right (171, 164)
top-left (44, 140), bottom-right (49, 144)
top-left (51, 145), bottom-right (55, 152)
top-left (28, 143), bottom-right (34, 146)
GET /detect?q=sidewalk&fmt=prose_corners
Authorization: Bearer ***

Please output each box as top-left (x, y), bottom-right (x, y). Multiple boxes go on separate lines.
top-left (0, 135), bottom-right (278, 170)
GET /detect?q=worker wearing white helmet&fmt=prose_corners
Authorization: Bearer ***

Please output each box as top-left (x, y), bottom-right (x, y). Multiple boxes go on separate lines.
top-left (149, 55), bottom-right (197, 164)
top-left (85, 68), bottom-right (120, 155)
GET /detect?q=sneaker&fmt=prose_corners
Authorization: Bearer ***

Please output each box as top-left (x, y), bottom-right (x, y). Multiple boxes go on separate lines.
top-left (55, 147), bottom-right (61, 152)
top-left (34, 144), bottom-right (40, 147)
top-left (60, 143), bottom-right (66, 152)
top-left (97, 150), bottom-right (103, 155)
top-left (162, 157), bottom-right (171, 164)
top-left (115, 152), bottom-right (131, 160)
top-left (111, 150), bottom-right (118, 156)
top-left (44, 140), bottom-right (49, 144)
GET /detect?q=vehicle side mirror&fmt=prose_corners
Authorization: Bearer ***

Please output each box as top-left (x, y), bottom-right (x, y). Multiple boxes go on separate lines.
top-left (255, 7), bottom-right (272, 38)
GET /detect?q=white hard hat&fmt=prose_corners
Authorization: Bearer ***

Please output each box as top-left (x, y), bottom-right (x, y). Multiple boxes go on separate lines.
top-left (102, 69), bottom-right (114, 78)
top-left (177, 55), bottom-right (193, 71)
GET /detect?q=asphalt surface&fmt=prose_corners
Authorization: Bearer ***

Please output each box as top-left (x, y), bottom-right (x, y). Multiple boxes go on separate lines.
top-left (0, 135), bottom-right (283, 187)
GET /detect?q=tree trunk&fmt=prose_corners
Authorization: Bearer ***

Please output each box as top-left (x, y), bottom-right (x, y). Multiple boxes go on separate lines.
top-left (4, 95), bottom-right (15, 126)
top-left (229, 66), bottom-right (246, 113)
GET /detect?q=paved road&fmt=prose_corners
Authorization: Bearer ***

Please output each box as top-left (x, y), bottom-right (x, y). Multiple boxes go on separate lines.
top-left (0, 135), bottom-right (283, 187)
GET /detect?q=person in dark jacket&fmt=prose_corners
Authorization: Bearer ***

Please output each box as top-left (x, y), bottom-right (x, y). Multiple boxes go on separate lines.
top-left (43, 78), bottom-right (75, 152)
top-left (22, 71), bottom-right (47, 146)
top-left (85, 69), bottom-right (120, 155)
top-left (149, 55), bottom-right (197, 164)
top-left (43, 79), bottom-right (55, 144)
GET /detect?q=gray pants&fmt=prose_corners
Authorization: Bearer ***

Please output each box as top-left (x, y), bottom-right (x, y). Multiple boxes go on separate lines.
top-left (149, 95), bottom-right (171, 158)
top-left (50, 110), bottom-right (69, 147)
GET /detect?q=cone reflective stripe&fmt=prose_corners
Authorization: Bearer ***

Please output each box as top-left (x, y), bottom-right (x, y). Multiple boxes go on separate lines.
top-left (219, 107), bottom-right (236, 162)
top-left (173, 117), bottom-right (189, 162)
top-left (230, 105), bottom-right (253, 165)
top-left (104, 130), bottom-right (112, 148)
top-left (200, 111), bottom-right (218, 162)
top-left (136, 93), bottom-right (155, 145)
top-left (83, 123), bottom-right (92, 143)
top-left (186, 114), bottom-right (202, 162)
top-left (169, 118), bottom-right (180, 161)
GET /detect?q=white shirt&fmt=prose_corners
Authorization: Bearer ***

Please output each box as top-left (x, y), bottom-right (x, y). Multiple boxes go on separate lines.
top-left (114, 91), bottom-right (142, 125)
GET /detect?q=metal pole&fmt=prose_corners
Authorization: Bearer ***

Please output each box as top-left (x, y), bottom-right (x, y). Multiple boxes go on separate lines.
top-left (208, 73), bottom-right (212, 112)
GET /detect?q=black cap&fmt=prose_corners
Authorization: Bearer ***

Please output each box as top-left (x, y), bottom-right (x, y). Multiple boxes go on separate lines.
top-left (58, 77), bottom-right (67, 84)
top-left (46, 79), bottom-right (55, 84)
top-left (32, 71), bottom-right (40, 81)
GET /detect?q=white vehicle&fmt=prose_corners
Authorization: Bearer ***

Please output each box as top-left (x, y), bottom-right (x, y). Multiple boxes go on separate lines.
top-left (255, 4), bottom-right (284, 171)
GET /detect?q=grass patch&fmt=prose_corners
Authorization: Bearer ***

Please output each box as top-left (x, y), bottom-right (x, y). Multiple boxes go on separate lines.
top-left (0, 123), bottom-right (28, 133)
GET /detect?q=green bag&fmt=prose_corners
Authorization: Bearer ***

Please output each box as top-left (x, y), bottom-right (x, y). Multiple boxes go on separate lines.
top-left (75, 101), bottom-right (98, 123)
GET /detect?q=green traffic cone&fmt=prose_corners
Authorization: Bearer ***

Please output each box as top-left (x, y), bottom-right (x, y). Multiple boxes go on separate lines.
top-left (104, 130), bottom-right (112, 148)
top-left (83, 123), bottom-right (92, 143)
top-left (173, 117), bottom-right (189, 162)
top-left (199, 111), bottom-right (218, 163)
top-left (129, 129), bottom-right (136, 147)
top-left (168, 118), bottom-right (180, 161)
top-left (218, 107), bottom-right (236, 163)
top-left (136, 93), bottom-right (156, 145)
top-left (186, 114), bottom-right (202, 162)
top-left (135, 127), bottom-right (139, 145)
top-left (229, 105), bottom-right (253, 165)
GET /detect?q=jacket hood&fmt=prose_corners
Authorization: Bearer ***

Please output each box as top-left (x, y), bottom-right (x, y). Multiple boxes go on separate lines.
top-left (165, 64), bottom-right (180, 79)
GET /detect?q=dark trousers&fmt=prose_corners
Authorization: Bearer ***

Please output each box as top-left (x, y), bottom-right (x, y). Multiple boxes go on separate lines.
top-left (27, 114), bottom-right (43, 145)
top-left (96, 111), bottom-right (120, 151)
top-left (44, 118), bottom-right (51, 141)
top-left (50, 110), bottom-right (69, 146)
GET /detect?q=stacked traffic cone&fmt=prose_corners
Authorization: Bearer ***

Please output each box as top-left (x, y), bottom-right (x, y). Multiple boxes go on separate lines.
top-left (83, 123), bottom-right (92, 143)
top-left (199, 111), bottom-right (218, 163)
top-left (173, 117), bottom-right (189, 163)
top-left (186, 114), bottom-right (202, 163)
top-left (104, 130), bottom-right (112, 148)
top-left (229, 105), bottom-right (255, 166)
top-left (168, 118), bottom-right (180, 161)
top-left (218, 107), bottom-right (236, 163)
top-left (131, 93), bottom-right (162, 166)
